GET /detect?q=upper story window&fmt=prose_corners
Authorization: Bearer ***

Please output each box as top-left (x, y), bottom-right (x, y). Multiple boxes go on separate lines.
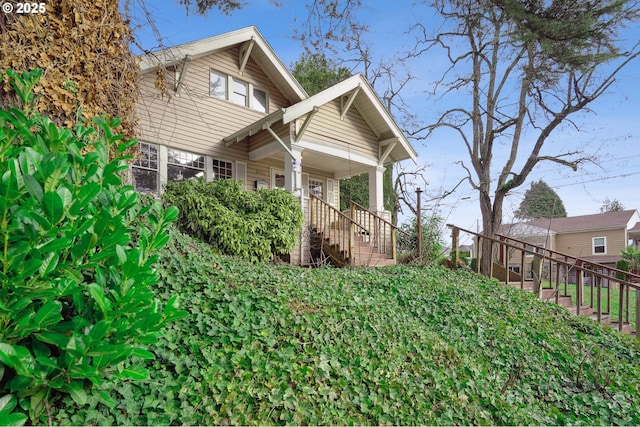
top-left (210, 70), bottom-right (227, 99)
top-left (210, 69), bottom-right (268, 113)
top-left (232, 80), bottom-right (248, 106)
top-left (167, 148), bottom-right (205, 182)
top-left (252, 88), bottom-right (267, 113)
top-left (593, 237), bottom-right (606, 254)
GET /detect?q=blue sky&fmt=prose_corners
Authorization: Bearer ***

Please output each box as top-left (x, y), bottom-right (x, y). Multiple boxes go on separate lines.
top-left (131, 0), bottom-right (640, 233)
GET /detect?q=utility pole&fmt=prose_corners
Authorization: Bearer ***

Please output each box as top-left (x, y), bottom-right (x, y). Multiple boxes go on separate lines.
top-left (416, 188), bottom-right (422, 259)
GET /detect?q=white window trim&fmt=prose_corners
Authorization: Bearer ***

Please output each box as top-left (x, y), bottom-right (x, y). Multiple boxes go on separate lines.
top-left (270, 167), bottom-right (285, 190)
top-left (592, 236), bottom-right (607, 255)
top-left (210, 68), bottom-right (268, 113)
top-left (212, 158), bottom-right (234, 180)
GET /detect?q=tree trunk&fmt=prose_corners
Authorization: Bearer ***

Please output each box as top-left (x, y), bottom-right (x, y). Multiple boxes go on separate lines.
top-left (479, 190), bottom-right (505, 277)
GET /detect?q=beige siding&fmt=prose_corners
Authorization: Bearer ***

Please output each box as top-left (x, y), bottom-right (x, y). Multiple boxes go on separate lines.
top-left (555, 228), bottom-right (627, 258)
top-left (137, 46), bottom-right (291, 159)
top-left (302, 99), bottom-right (378, 158)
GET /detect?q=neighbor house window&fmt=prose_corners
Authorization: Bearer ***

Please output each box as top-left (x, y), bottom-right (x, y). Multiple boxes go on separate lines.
top-left (309, 178), bottom-right (324, 199)
top-left (213, 159), bottom-right (233, 180)
top-left (209, 69), bottom-right (268, 113)
top-left (133, 142), bottom-right (158, 193)
top-left (210, 70), bottom-right (227, 99)
top-left (167, 148), bottom-right (205, 182)
top-left (593, 237), bottom-right (606, 254)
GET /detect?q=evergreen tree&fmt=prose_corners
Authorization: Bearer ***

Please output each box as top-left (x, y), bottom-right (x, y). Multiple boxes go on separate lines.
top-left (515, 180), bottom-right (567, 220)
top-left (291, 53), bottom-right (351, 96)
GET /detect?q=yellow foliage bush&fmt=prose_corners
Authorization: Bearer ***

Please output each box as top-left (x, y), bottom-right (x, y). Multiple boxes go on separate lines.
top-left (0, 0), bottom-right (139, 143)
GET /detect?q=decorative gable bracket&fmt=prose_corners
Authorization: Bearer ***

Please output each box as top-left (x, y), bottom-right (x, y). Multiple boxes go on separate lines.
top-left (175, 55), bottom-right (192, 96)
top-left (340, 85), bottom-right (361, 120)
top-left (239, 37), bottom-right (255, 75)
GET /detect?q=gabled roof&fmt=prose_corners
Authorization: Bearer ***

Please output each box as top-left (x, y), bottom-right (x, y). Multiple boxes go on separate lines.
top-left (530, 210), bottom-right (639, 233)
top-left (225, 74), bottom-right (418, 164)
top-left (498, 222), bottom-right (555, 237)
top-left (500, 210), bottom-right (640, 237)
top-left (138, 26), bottom-right (307, 104)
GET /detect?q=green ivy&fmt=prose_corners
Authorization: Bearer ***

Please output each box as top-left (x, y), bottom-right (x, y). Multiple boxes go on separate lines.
top-left (49, 226), bottom-right (640, 425)
top-left (0, 69), bottom-right (185, 425)
top-left (162, 178), bottom-right (303, 262)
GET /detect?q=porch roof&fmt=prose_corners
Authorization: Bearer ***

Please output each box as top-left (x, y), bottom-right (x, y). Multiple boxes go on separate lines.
top-left (224, 74), bottom-right (418, 165)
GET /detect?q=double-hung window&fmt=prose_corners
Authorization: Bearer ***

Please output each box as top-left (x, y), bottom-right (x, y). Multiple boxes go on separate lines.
top-left (133, 142), bottom-right (159, 193)
top-left (593, 237), bottom-right (606, 254)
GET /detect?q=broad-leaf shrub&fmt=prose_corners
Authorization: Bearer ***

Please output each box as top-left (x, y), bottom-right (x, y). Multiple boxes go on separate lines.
top-left (162, 178), bottom-right (303, 262)
top-left (0, 69), bottom-right (183, 425)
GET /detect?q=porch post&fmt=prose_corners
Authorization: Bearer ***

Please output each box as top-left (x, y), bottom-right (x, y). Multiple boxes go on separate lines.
top-left (285, 145), bottom-right (304, 198)
top-left (368, 165), bottom-right (386, 213)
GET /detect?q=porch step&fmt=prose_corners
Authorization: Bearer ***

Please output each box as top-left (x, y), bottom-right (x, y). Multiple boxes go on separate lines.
top-left (316, 230), bottom-right (395, 267)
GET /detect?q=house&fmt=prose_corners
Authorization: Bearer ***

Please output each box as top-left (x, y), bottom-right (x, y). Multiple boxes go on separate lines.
top-left (134, 27), bottom-right (417, 265)
top-left (499, 209), bottom-right (640, 279)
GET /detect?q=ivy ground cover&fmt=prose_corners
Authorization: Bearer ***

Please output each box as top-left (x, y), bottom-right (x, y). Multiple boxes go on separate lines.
top-left (53, 228), bottom-right (640, 425)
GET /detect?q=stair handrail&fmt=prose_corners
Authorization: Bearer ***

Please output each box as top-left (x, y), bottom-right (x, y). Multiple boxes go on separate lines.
top-left (496, 232), bottom-right (640, 283)
top-left (349, 200), bottom-right (409, 261)
top-left (447, 224), bottom-right (640, 339)
top-left (349, 200), bottom-right (411, 237)
top-left (310, 194), bottom-right (368, 265)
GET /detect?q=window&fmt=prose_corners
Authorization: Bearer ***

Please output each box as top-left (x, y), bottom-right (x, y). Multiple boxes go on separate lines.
top-left (167, 148), bottom-right (205, 182)
top-left (210, 70), bottom-right (227, 99)
top-left (213, 159), bottom-right (233, 180)
top-left (593, 237), bottom-right (606, 254)
top-left (232, 80), bottom-right (248, 106)
top-left (133, 142), bottom-right (159, 192)
top-left (271, 168), bottom-right (285, 189)
top-left (309, 178), bottom-right (324, 199)
top-left (252, 88), bottom-right (267, 113)
top-left (209, 69), bottom-right (267, 113)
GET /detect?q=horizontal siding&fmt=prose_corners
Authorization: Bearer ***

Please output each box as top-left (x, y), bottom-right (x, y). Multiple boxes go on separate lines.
top-left (248, 121), bottom-right (291, 152)
top-left (303, 99), bottom-right (378, 158)
top-left (555, 229), bottom-right (626, 258)
top-left (136, 45), bottom-right (291, 158)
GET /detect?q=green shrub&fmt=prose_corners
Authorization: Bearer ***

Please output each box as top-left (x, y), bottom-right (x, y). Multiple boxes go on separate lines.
top-left (162, 178), bottom-right (303, 262)
top-left (0, 69), bottom-right (184, 425)
top-left (397, 214), bottom-right (445, 264)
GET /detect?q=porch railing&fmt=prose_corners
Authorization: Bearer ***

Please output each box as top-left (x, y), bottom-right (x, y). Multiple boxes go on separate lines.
top-left (309, 195), bottom-right (408, 265)
top-left (448, 224), bottom-right (640, 339)
top-left (349, 200), bottom-right (410, 260)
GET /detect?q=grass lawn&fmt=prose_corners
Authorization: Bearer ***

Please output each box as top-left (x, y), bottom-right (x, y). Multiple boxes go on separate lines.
top-left (544, 281), bottom-right (638, 327)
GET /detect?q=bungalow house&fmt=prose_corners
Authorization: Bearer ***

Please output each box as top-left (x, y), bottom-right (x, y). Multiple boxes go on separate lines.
top-left (499, 209), bottom-right (640, 280)
top-left (133, 27), bottom-right (417, 265)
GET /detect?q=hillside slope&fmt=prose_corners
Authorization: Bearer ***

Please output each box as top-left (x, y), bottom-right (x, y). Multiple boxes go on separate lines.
top-left (54, 229), bottom-right (640, 425)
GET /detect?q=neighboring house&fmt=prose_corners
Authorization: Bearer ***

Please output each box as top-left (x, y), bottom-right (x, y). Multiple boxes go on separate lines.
top-left (134, 27), bottom-right (417, 265)
top-left (499, 210), bottom-right (640, 279)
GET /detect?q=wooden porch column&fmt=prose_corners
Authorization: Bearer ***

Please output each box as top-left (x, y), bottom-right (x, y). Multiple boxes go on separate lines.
top-left (368, 165), bottom-right (386, 213)
top-left (285, 145), bottom-right (304, 198)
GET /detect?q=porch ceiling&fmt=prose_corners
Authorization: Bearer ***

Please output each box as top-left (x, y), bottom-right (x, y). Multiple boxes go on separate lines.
top-left (264, 149), bottom-right (375, 179)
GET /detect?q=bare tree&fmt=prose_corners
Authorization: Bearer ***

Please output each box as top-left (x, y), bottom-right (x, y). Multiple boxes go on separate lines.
top-left (409, 0), bottom-right (640, 274)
